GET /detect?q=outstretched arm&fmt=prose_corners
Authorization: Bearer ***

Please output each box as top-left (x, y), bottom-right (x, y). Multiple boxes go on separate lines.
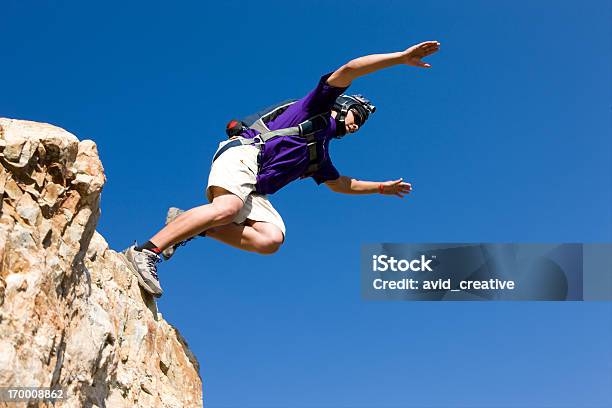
top-left (327, 41), bottom-right (441, 88)
top-left (325, 176), bottom-right (412, 198)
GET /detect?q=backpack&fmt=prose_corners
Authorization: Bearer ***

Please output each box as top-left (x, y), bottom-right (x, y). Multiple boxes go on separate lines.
top-left (223, 99), bottom-right (330, 177)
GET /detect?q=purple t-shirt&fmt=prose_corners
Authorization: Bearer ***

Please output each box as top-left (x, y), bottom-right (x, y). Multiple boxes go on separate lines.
top-left (242, 72), bottom-right (348, 195)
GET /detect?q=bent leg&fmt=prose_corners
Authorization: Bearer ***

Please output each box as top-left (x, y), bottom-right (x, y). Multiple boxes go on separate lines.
top-left (207, 220), bottom-right (284, 254)
top-left (150, 187), bottom-right (243, 250)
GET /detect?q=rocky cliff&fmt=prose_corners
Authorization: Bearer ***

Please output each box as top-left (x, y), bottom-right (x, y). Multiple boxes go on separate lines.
top-left (0, 119), bottom-right (203, 407)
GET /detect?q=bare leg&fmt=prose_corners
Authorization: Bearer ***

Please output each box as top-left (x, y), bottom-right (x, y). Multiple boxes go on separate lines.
top-left (149, 187), bottom-right (243, 250)
top-left (206, 220), bottom-right (284, 254)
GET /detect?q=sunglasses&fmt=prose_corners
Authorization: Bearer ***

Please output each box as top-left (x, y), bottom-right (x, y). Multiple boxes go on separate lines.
top-left (350, 109), bottom-right (364, 127)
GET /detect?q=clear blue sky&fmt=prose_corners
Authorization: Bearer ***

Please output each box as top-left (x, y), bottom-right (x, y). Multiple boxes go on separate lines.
top-left (3, 1), bottom-right (611, 407)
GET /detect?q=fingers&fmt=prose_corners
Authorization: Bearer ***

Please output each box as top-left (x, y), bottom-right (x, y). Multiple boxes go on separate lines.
top-left (391, 186), bottom-right (412, 197)
top-left (382, 179), bottom-right (413, 198)
top-left (412, 41), bottom-right (440, 67)
top-left (424, 47), bottom-right (440, 56)
top-left (420, 40), bottom-right (441, 50)
top-left (390, 180), bottom-right (412, 189)
top-left (406, 41), bottom-right (440, 56)
top-left (417, 42), bottom-right (440, 55)
top-left (423, 47), bottom-right (439, 57)
top-left (419, 40), bottom-right (440, 47)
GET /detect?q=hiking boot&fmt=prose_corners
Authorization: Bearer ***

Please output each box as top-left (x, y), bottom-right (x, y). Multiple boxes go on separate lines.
top-left (123, 244), bottom-right (163, 297)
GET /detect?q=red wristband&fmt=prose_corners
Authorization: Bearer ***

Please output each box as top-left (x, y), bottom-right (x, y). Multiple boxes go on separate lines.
top-left (378, 184), bottom-right (384, 194)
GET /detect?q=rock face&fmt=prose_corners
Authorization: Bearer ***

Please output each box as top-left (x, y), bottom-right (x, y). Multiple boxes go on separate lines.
top-left (0, 119), bottom-right (203, 407)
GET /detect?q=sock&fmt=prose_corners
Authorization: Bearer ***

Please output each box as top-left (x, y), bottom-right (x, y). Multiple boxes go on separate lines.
top-left (136, 240), bottom-right (162, 254)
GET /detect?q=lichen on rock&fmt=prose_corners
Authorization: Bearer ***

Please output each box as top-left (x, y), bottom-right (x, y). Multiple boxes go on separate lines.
top-left (0, 118), bottom-right (203, 408)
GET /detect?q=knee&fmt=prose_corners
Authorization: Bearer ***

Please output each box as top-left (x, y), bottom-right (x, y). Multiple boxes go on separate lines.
top-left (255, 231), bottom-right (284, 255)
top-left (212, 203), bottom-right (241, 225)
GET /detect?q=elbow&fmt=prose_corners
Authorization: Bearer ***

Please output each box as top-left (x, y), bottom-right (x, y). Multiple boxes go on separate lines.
top-left (325, 178), bottom-right (345, 193)
top-left (325, 183), bottom-right (341, 193)
top-left (327, 65), bottom-right (356, 88)
top-left (344, 60), bottom-right (359, 71)
top-left (325, 177), bottom-right (353, 194)
top-left (339, 63), bottom-right (358, 80)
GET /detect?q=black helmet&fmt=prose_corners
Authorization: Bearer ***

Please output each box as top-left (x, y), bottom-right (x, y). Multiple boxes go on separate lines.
top-left (332, 94), bottom-right (376, 138)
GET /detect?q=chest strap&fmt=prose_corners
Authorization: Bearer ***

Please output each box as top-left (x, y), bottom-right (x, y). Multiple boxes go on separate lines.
top-left (213, 114), bottom-right (329, 178)
top-left (299, 114), bottom-right (328, 177)
top-left (212, 127), bottom-right (300, 162)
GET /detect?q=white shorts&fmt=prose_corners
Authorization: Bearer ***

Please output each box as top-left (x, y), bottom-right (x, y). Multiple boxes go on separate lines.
top-left (206, 139), bottom-right (286, 237)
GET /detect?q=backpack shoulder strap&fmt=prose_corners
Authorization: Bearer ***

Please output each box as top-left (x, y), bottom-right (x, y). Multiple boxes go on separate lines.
top-left (257, 112), bottom-right (329, 142)
top-left (245, 100), bottom-right (297, 134)
top-left (250, 112), bottom-right (331, 177)
top-left (299, 113), bottom-right (330, 177)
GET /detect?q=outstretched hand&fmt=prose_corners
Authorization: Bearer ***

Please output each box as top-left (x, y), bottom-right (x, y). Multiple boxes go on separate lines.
top-left (380, 178), bottom-right (412, 198)
top-left (401, 41), bottom-right (440, 68)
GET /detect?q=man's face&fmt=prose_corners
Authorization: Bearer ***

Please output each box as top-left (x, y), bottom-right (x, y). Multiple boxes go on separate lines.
top-left (344, 109), bottom-right (360, 134)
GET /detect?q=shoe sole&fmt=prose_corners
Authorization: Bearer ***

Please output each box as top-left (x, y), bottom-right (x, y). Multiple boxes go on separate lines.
top-left (161, 247), bottom-right (175, 261)
top-left (161, 207), bottom-right (185, 261)
top-left (120, 251), bottom-right (162, 298)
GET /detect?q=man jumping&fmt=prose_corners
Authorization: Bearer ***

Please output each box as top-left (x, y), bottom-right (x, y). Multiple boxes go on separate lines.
top-left (124, 40), bottom-right (441, 297)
